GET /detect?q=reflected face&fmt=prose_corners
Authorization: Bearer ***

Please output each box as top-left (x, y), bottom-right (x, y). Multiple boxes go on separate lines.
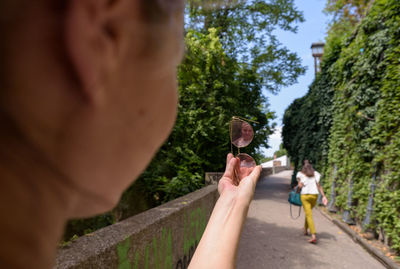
top-left (231, 119), bottom-right (253, 148)
top-left (241, 122), bottom-right (254, 141)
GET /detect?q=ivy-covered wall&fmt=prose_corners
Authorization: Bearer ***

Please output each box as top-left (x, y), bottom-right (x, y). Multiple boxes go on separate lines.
top-left (282, 0), bottom-right (400, 253)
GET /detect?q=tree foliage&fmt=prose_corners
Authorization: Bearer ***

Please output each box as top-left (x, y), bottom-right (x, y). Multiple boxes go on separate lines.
top-left (186, 0), bottom-right (306, 93)
top-left (140, 28), bottom-right (274, 203)
top-left (324, 0), bottom-right (373, 25)
top-left (274, 143), bottom-right (287, 158)
top-left (282, 67), bottom-right (335, 172)
top-left (282, 0), bottom-right (400, 253)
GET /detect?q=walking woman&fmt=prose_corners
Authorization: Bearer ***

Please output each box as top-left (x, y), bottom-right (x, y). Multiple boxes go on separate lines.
top-left (296, 161), bottom-right (328, 243)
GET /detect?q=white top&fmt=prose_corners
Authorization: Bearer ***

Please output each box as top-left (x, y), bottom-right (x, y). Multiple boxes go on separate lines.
top-left (296, 171), bottom-right (321, 195)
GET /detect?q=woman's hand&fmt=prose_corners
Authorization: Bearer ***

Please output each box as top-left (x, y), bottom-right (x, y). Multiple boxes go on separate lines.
top-left (218, 153), bottom-right (262, 206)
top-left (317, 183), bottom-right (328, 206)
top-left (322, 196), bottom-right (328, 206)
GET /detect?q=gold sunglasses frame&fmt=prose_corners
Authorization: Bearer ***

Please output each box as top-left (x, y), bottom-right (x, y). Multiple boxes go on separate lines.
top-left (229, 116), bottom-right (258, 167)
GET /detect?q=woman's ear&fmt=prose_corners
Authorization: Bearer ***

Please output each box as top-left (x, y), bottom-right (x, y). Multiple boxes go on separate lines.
top-left (64, 0), bottom-right (118, 103)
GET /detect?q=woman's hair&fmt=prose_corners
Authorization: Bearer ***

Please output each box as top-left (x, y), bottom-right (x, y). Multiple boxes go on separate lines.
top-left (301, 163), bottom-right (315, 177)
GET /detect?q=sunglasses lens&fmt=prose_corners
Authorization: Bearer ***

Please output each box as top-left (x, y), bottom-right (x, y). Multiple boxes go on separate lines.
top-left (231, 119), bottom-right (254, 148)
top-left (237, 153), bottom-right (256, 168)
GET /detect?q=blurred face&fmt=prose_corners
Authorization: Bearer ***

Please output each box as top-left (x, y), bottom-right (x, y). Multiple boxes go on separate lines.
top-left (61, 1), bottom-right (185, 216)
top-left (241, 122), bottom-right (254, 141)
top-left (1, 0), bottom-right (185, 216)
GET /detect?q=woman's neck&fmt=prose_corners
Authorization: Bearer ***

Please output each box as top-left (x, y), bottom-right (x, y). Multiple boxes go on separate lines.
top-left (0, 128), bottom-right (75, 269)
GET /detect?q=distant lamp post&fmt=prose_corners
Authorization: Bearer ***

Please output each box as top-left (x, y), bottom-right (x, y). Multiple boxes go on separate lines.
top-left (311, 42), bottom-right (325, 75)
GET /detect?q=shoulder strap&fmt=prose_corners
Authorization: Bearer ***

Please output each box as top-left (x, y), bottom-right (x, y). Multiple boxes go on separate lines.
top-left (290, 204), bottom-right (301, 219)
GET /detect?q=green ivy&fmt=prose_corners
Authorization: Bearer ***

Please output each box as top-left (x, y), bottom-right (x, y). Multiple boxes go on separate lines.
top-left (283, 0), bottom-right (400, 253)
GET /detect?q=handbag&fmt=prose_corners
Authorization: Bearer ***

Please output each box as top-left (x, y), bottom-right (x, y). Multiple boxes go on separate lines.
top-left (288, 190), bottom-right (302, 206)
top-left (288, 187), bottom-right (302, 219)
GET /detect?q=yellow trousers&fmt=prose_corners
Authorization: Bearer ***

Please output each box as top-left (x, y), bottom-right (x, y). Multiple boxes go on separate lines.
top-left (300, 194), bottom-right (318, 234)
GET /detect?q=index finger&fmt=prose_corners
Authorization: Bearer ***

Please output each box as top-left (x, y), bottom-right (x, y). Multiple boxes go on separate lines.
top-left (223, 153), bottom-right (236, 179)
top-left (226, 153), bottom-right (234, 167)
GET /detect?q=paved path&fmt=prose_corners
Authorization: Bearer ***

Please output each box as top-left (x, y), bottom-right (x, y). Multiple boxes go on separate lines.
top-left (237, 170), bottom-right (385, 269)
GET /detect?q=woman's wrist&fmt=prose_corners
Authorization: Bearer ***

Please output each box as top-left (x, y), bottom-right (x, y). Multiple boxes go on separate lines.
top-left (219, 188), bottom-right (251, 211)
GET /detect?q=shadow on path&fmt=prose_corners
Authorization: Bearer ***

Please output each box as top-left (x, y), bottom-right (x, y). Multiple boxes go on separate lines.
top-left (237, 170), bottom-right (385, 269)
top-left (238, 217), bottom-right (336, 269)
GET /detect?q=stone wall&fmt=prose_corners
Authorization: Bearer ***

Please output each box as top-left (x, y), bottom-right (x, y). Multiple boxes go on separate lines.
top-left (55, 185), bottom-right (218, 269)
top-left (206, 166), bottom-right (290, 185)
top-left (204, 172), bottom-right (224, 185)
top-left (55, 167), bottom-right (290, 269)
top-left (260, 166), bottom-right (289, 179)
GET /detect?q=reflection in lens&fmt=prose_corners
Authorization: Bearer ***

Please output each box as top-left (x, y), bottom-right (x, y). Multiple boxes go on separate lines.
top-left (231, 119), bottom-right (254, 148)
top-left (237, 153), bottom-right (256, 168)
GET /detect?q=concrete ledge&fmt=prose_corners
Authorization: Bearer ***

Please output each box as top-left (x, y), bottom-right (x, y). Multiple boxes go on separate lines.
top-left (55, 185), bottom-right (218, 269)
top-left (205, 172), bottom-right (224, 185)
top-left (318, 208), bottom-right (400, 269)
top-left (260, 166), bottom-right (289, 178)
top-left (205, 167), bottom-right (289, 185)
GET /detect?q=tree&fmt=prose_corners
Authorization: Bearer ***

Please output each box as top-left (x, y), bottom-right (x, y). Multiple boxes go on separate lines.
top-left (139, 28), bottom-right (274, 203)
top-left (186, 0), bottom-right (306, 94)
top-left (324, 0), bottom-right (373, 25)
top-left (273, 143), bottom-right (287, 158)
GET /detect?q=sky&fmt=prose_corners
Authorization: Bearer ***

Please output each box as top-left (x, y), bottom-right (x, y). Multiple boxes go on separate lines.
top-left (262, 0), bottom-right (330, 157)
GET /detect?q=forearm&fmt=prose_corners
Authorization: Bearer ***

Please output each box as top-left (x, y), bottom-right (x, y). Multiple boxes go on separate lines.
top-left (318, 185), bottom-right (326, 197)
top-left (189, 191), bottom-right (250, 269)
